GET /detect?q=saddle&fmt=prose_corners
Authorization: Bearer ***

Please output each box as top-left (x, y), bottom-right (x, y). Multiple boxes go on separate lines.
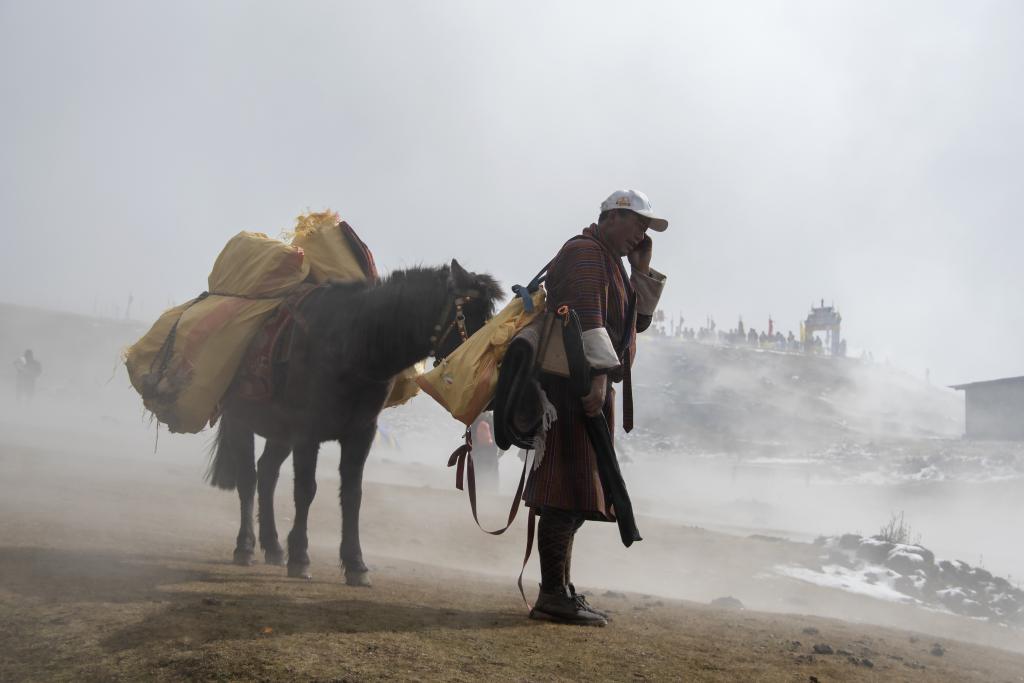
top-left (232, 283), bottom-right (323, 405)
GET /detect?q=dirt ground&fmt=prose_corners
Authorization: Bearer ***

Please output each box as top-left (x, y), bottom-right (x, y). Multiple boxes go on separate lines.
top-left (2, 423), bottom-right (1023, 682)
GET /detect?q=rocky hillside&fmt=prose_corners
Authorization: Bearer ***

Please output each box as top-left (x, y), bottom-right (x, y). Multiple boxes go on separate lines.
top-left (806, 534), bottom-right (1024, 625)
top-left (629, 337), bottom-right (964, 452)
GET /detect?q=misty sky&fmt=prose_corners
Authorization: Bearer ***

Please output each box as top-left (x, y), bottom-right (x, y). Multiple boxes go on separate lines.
top-left (1, 1), bottom-right (1021, 385)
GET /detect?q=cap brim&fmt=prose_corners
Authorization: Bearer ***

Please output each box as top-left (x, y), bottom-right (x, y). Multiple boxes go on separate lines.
top-left (634, 210), bottom-right (668, 232)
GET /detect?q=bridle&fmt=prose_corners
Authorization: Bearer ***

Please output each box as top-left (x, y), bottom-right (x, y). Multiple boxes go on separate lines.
top-left (429, 288), bottom-right (483, 366)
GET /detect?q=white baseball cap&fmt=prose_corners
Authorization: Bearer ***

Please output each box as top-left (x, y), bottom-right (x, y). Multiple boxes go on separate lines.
top-left (600, 189), bottom-right (668, 232)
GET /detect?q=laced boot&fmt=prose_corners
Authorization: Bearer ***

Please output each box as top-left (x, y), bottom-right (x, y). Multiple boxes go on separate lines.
top-left (567, 582), bottom-right (610, 620)
top-left (530, 584), bottom-right (607, 626)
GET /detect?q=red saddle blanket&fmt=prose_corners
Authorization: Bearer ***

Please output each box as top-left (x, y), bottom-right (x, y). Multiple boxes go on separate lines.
top-left (232, 284), bottom-right (322, 404)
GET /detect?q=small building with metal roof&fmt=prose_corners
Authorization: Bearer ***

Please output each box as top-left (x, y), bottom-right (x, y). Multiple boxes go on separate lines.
top-left (950, 375), bottom-right (1024, 440)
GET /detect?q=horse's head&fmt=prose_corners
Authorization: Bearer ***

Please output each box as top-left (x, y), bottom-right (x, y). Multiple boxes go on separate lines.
top-left (430, 259), bottom-right (503, 362)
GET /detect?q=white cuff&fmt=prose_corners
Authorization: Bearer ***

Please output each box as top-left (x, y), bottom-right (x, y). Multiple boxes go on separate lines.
top-left (582, 327), bottom-right (620, 370)
top-left (631, 267), bottom-right (666, 317)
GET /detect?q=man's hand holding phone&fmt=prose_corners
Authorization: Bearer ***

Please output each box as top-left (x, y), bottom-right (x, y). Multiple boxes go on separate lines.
top-left (627, 235), bottom-right (653, 275)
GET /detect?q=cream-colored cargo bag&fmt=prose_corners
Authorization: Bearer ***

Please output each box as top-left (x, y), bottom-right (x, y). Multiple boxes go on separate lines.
top-left (416, 289), bottom-right (546, 425)
top-left (290, 212), bottom-right (370, 284)
top-left (125, 231), bottom-right (309, 433)
top-left (127, 212), bottom-right (425, 432)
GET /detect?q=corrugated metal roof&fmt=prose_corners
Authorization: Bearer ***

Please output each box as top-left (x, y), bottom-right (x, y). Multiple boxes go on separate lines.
top-left (949, 375), bottom-right (1024, 390)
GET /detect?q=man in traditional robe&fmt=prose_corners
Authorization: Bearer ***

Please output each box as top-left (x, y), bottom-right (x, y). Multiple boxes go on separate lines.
top-left (523, 189), bottom-right (667, 626)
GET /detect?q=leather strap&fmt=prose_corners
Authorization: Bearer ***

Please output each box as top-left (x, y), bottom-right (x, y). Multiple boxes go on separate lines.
top-left (622, 358), bottom-right (634, 433)
top-left (518, 508), bottom-right (536, 609)
top-left (447, 428), bottom-right (536, 608)
top-left (447, 430), bottom-right (528, 537)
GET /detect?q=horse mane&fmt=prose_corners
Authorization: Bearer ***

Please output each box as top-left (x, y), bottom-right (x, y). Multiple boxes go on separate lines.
top-left (315, 266), bottom-right (452, 378)
top-left (305, 264), bottom-right (503, 380)
top-left (471, 272), bottom-right (504, 315)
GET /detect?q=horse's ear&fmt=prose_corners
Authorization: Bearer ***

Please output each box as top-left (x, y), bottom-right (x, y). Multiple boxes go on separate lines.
top-left (449, 259), bottom-right (471, 288)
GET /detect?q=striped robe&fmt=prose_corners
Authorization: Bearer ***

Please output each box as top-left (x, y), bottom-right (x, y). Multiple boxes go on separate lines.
top-left (522, 225), bottom-right (664, 520)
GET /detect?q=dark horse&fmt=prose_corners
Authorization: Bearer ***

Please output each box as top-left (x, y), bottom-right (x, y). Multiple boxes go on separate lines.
top-left (207, 260), bottom-right (501, 585)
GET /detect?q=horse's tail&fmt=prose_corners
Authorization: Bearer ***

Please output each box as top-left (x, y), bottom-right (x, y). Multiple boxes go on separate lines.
top-left (206, 415), bottom-right (248, 490)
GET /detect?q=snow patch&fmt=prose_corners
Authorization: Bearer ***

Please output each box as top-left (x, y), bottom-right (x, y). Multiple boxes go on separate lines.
top-left (775, 564), bottom-right (919, 605)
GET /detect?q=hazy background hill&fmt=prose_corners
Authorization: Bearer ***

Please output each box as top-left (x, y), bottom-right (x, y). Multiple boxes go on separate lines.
top-left (1, 300), bottom-right (966, 466)
top-left (1, 302), bottom-right (145, 416)
top-left (630, 336), bottom-right (963, 453)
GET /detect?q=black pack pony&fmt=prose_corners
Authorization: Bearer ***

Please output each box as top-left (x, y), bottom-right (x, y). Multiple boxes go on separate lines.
top-left (208, 260), bottom-right (501, 585)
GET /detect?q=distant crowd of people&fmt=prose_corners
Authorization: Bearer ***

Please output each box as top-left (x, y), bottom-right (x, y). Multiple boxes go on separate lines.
top-left (651, 318), bottom-right (848, 357)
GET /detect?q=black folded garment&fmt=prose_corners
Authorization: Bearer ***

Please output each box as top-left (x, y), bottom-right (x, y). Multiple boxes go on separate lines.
top-left (493, 324), bottom-right (544, 451)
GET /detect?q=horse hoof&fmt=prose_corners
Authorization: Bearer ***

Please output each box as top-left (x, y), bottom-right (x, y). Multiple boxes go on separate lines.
top-left (288, 565), bottom-right (312, 580)
top-left (264, 549), bottom-right (286, 566)
top-left (345, 571), bottom-right (372, 587)
top-left (233, 550), bottom-right (255, 566)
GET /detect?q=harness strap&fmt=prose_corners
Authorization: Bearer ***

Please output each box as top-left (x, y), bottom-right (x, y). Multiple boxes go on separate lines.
top-left (518, 509), bottom-right (536, 609)
top-left (147, 291), bottom-right (211, 381)
top-left (429, 293), bottom-right (476, 366)
top-left (447, 429), bottom-right (536, 608)
top-left (447, 429), bottom-right (528, 537)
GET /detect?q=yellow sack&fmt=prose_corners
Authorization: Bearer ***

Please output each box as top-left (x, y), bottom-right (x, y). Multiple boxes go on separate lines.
top-left (126, 231), bottom-right (309, 433)
top-left (289, 210), bottom-right (369, 284)
top-left (385, 364), bottom-right (425, 409)
top-left (416, 288), bottom-right (546, 425)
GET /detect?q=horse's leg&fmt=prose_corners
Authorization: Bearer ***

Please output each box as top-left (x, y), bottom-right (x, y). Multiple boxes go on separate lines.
top-left (286, 441), bottom-right (320, 579)
top-left (231, 427), bottom-right (257, 566)
top-left (257, 439), bottom-right (290, 566)
top-left (339, 423), bottom-right (375, 587)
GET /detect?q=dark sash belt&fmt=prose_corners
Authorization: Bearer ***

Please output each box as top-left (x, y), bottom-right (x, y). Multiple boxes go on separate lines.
top-left (560, 308), bottom-right (642, 548)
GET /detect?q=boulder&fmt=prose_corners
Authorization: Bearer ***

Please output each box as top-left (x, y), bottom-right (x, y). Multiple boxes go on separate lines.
top-left (969, 567), bottom-right (993, 583)
top-left (838, 534), bottom-right (863, 551)
top-left (857, 537), bottom-right (895, 564)
top-left (936, 560), bottom-right (961, 586)
top-left (885, 548), bottom-right (929, 577)
top-left (936, 587), bottom-right (968, 613)
top-left (961, 599), bottom-right (993, 619)
top-left (905, 544), bottom-right (935, 566)
top-left (991, 576), bottom-right (1013, 593)
top-left (893, 575), bottom-right (918, 597)
top-left (961, 567), bottom-right (994, 592)
top-left (825, 549), bottom-right (857, 569)
top-left (990, 593), bottom-right (1021, 618)
top-left (710, 596), bottom-right (745, 610)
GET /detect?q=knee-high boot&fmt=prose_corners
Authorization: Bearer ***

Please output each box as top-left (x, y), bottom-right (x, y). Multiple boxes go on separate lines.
top-left (532, 508), bottom-right (606, 625)
top-left (538, 508), bottom-right (579, 591)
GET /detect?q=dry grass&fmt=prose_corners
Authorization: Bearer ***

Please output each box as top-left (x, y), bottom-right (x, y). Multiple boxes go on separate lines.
top-left (3, 547), bottom-right (1023, 682)
top-left (1, 430), bottom-right (1023, 681)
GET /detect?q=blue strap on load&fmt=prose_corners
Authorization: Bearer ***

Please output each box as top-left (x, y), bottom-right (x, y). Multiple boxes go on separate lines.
top-left (510, 264), bottom-right (549, 314)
